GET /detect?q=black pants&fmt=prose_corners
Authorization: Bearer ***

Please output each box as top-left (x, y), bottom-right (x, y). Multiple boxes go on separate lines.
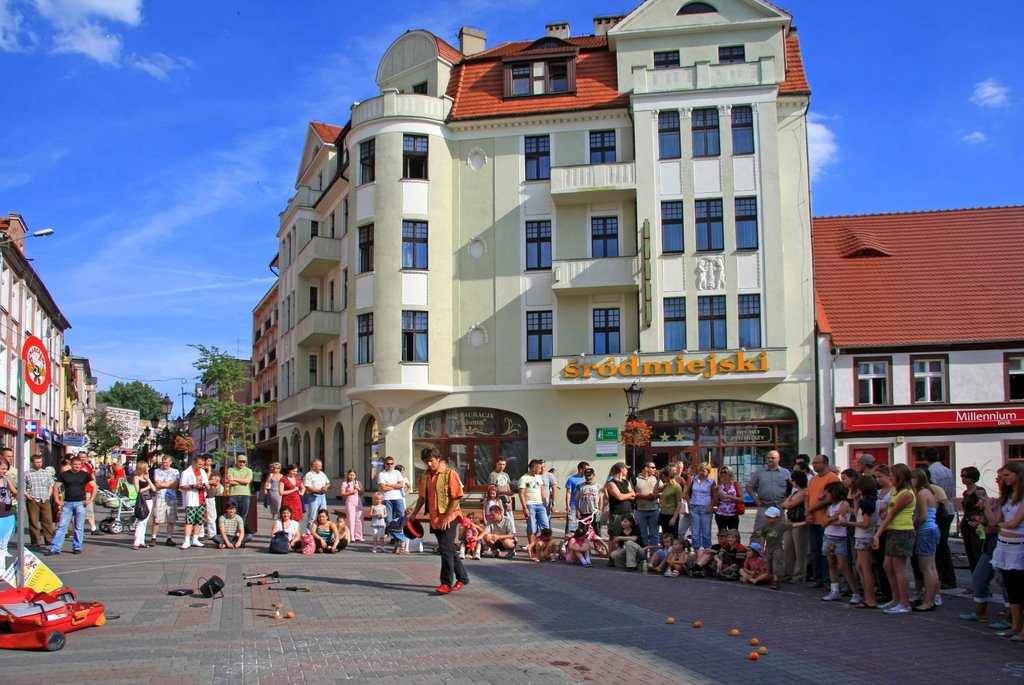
top-left (935, 507), bottom-right (956, 586)
top-left (809, 524), bottom-right (828, 584)
top-left (435, 524), bottom-right (468, 587)
top-left (715, 514), bottom-right (739, 532)
top-left (230, 495), bottom-right (249, 521)
top-left (963, 523), bottom-right (983, 572)
top-left (874, 531), bottom-right (892, 599)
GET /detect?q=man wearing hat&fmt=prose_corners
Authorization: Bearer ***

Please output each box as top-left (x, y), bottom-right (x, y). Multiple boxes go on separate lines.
top-left (408, 446), bottom-right (469, 594)
top-left (854, 453), bottom-right (876, 476)
top-left (225, 455), bottom-right (254, 521)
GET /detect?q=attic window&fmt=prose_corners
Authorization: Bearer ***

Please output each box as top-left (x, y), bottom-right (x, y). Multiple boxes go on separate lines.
top-left (532, 37), bottom-right (568, 50)
top-left (505, 58), bottom-right (576, 97)
top-left (678, 2), bottom-right (717, 14)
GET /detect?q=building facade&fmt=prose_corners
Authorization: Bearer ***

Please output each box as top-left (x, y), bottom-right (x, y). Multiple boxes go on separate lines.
top-left (251, 280), bottom-right (280, 467)
top-left (274, 0), bottom-right (816, 489)
top-left (0, 213), bottom-right (70, 462)
top-left (816, 206), bottom-right (1024, 496)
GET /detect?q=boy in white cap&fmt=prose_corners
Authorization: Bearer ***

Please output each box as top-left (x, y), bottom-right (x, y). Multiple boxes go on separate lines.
top-left (761, 506), bottom-right (804, 590)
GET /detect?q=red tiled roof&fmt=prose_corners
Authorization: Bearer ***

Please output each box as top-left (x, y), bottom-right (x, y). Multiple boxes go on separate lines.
top-left (447, 37), bottom-right (629, 121)
top-left (814, 206), bottom-right (1024, 348)
top-left (433, 34), bottom-right (463, 64)
top-left (779, 31), bottom-right (810, 95)
top-left (310, 121), bottom-right (342, 143)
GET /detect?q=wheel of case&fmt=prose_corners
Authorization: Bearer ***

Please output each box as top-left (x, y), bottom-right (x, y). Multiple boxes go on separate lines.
top-left (46, 631), bottom-right (66, 652)
top-left (109, 519), bottom-right (124, 534)
top-left (99, 520), bottom-right (112, 534)
top-left (592, 539), bottom-right (610, 557)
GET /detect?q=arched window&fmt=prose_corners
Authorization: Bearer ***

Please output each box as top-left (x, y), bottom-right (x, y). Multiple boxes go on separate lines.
top-left (363, 418), bottom-right (380, 486)
top-left (412, 408), bottom-right (528, 490)
top-left (638, 400), bottom-right (797, 485)
top-left (302, 431), bottom-right (311, 469)
top-left (678, 2), bottom-right (717, 14)
top-left (333, 422), bottom-right (345, 475)
top-left (280, 436), bottom-right (289, 464)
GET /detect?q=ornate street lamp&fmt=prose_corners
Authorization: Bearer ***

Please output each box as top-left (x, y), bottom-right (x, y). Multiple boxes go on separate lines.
top-left (624, 381), bottom-right (645, 472)
top-left (160, 395), bottom-right (173, 422)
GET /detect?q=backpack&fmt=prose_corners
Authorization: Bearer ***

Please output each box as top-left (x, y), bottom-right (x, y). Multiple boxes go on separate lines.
top-left (269, 531), bottom-right (291, 554)
top-left (300, 533), bottom-right (316, 555)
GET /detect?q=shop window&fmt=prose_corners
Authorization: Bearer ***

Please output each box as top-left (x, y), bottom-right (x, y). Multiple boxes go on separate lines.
top-left (851, 447), bottom-right (891, 469)
top-left (1008, 443), bottom-right (1024, 463)
top-left (910, 444), bottom-right (952, 471)
top-left (912, 356), bottom-right (947, 404)
top-left (413, 408), bottom-right (529, 490)
top-left (1007, 354), bottom-right (1024, 401)
top-left (855, 358), bottom-right (891, 405)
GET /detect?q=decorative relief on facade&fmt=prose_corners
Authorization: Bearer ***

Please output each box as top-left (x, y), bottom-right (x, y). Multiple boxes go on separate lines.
top-left (467, 148), bottom-right (487, 172)
top-left (697, 255), bottom-right (726, 291)
top-left (468, 324), bottom-right (488, 348)
top-left (468, 236), bottom-right (487, 259)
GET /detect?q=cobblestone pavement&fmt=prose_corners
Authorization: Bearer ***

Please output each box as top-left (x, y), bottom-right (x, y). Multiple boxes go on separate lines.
top-left (2, 511), bottom-right (1023, 685)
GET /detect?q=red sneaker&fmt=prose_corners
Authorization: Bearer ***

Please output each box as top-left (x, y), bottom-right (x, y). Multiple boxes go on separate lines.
top-left (435, 584), bottom-right (452, 594)
top-left (451, 581), bottom-right (465, 592)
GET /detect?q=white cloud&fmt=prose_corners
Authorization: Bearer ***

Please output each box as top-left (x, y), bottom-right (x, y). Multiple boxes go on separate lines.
top-left (970, 78), bottom-right (1008, 108)
top-left (0, 0), bottom-right (27, 51)
top-left (127, 51), bottom-right (192, 80)
top-left (807, 112), bottom-right (838, 180)
top-left (51, 20), bottom-right (119, 63)
top-left (961, 131), bottom-right (987, 144)
top-left (31, 0), bottom-right (140, 26)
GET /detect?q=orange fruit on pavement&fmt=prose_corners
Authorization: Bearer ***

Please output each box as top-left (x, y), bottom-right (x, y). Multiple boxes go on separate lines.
top-left (749, 652), bottom-right (759, 661)
top-left (749, 638), bottom-right (759, 646)
top-left (729, 628), bottom-right (740, 637)
top-left (693, 620), bottom-right (702, 628)
top-left (286, 611), bottom-right (295, 619)
top-left (758, 646), bottom-right (768, 655)
top-left (666, 617), bottom-right (676, 624)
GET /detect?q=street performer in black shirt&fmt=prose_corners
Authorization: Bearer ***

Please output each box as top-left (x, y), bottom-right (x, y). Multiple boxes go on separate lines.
top-left (47, 456), bottom-right (94, 556)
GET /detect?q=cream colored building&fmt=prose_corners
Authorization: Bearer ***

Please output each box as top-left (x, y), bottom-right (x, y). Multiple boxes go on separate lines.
top-left (273, 0), bottom-right (816, 491)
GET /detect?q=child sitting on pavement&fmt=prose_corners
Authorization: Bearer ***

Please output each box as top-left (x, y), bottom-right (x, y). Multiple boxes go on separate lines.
top-left (740, 542), bottom-right (770, 584)
top-left (564, 526), bottom-right (593, 566)
top-left (646, 534), bottom-right (674, 574)
top-left (213, 501), bottom-right (252, 549)
top-left (663, 537), bottom-right (691, 577)
top-left (458, 513), bottom-right (484, 560)
top-left (528, 528), bottom-right (559, 562)
top-left (482, 504), bottom-right (518, 558)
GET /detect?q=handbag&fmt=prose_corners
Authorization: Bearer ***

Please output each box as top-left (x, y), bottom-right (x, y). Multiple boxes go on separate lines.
top-left (134, 496), bottom-right (149, 520)
top-left (787, 503), bottom-right (806, 523)
top-left (269, 531), bottom-right (291, 554)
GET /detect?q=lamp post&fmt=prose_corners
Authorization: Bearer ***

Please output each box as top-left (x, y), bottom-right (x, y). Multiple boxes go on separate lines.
top-left (624, 381), bottom-right (645, 473)
top-left (160, 395), bottom-right (173, 424)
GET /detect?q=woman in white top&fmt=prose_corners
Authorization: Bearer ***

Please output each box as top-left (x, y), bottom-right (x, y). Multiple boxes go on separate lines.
top-left (991, 462), bottom-right (1024, 640)
top-left (684, 463), bottom-right (718, 551)
top-left (272, 505), bottom-right (302, 551)
top-left (843, 476), bottom-right (881, 608)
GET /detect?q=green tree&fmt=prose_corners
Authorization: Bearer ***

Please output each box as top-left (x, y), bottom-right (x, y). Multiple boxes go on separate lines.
top-left (96, 380), bottom-right (165, 421)
top-left (85, 409), bottom-right (123, 457)
top-left (190, 344), bottom-right (266, 464)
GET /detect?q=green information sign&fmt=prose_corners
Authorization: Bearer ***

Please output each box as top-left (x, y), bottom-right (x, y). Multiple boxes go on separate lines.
top-left (596, 427), bottom-right (619, 441)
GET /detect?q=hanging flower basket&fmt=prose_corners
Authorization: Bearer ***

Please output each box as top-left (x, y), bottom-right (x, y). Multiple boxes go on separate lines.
top-left (622, 419), bottom-right (653, 447)
top-left (174, 435), bottom-right (196, 454)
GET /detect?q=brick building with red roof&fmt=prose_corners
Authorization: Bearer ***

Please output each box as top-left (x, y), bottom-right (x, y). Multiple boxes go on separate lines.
top-left (814, 206), bottom-right (1024, 491)
top-left (269, 0), bottom-right (819, 489)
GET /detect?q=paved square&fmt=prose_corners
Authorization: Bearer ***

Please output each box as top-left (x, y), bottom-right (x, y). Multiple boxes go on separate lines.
top-left (3, 510), bottom-right (1023, 684)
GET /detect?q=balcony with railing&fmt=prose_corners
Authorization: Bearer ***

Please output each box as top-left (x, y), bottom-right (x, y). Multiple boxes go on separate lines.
top-left (552, 254), bottom-right (640, 296)
top-left (631, 56), bottom-right (777, 95)
top-left (296, 235), bottom-right (343, 277)
top-left (351, 90), bottom-right (451, 128)
top-left (551, 161), bottom-right (636, 204)
top-left (295, 310), bottom-right (342, 347)
top-left (277, 385), bottom-right (346, 423)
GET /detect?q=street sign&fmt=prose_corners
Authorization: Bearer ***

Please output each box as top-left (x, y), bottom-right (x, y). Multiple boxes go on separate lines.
top-left (595, 427), bottom-right (619, 441)
top-left (63, 432), bottom-right (89, 447)
top-left (22, 335), bottom-right (50, 395)
top-left (595, 426), bottom-right (620, 456)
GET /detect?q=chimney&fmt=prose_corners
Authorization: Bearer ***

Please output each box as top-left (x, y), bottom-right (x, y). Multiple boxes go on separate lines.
top-left (594, 15), bottom-right (626, 37)
top-left (459, 26), bottom-right (486, 56)
top-left (546, 22), bottom-right (570, 40)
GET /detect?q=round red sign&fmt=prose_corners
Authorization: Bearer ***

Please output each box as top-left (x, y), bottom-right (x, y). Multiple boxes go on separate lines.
top-left (22, 335), bottom-right (50, 395)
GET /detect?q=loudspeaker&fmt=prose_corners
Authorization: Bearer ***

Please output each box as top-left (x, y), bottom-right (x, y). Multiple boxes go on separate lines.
top-left (198, 575), bottom-right (225, 599)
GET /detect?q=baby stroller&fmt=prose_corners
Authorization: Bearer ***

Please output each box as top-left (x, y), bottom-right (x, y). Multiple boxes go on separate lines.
top-left (97, 480), bottom-right (138, 534)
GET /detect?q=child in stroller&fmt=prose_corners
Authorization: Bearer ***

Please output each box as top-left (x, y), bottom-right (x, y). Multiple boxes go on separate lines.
top-left (96, 481), bottom-right (138, 534)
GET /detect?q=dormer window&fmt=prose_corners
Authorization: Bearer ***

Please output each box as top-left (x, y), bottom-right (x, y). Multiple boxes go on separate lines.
top-left (505, 58), bottom-right (577, 97)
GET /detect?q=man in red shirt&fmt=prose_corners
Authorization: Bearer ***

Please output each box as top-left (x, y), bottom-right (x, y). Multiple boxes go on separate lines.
top-left (804, 454), bottom-right (839, 588)
top-left (408, 447), bottom-right (468, 594)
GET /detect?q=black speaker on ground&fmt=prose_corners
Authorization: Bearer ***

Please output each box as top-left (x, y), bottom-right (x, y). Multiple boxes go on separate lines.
top-left (199, 575), bottom-right (225, 599)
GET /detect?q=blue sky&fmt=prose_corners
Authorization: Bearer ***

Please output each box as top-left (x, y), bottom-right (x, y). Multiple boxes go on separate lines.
top-left (1, 0), bottom-right (1020, 410)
